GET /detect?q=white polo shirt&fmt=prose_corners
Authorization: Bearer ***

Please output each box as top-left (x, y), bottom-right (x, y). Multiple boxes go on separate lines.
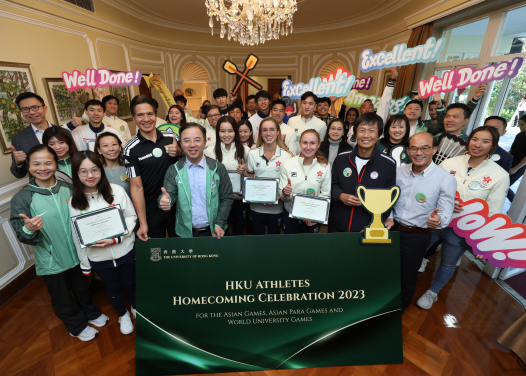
top-left (104, 114), bottom-right (132, 144)
top-left (287, 115), bottom-right (327, 156)
top-left (246, 146), bottom-right (292, 214)
top-left (204, 142), bottom-right (250, 170)
top-left (71, 123), bottom-right (122, 151)
top-left (279, 122), bottom-right (296, 155)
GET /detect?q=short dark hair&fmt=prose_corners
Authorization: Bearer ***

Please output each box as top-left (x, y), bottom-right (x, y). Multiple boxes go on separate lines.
top-left (15, 92), bottom-right (45, 109)
top-left (270, 99), bottom-right (286, 110)
top-left (101, 95), bottom-right (119, 110)
top-left (84, 99), bottom-right (104, 111)
top-left (246, 95), bottom-right (256, 102)
top-left (180, 122), bottom-right (207, 140)
top-left (467, 125), bottom-right (500, 156)
top-left (27, 144), bottom-right (58, 165)
top-left (301, 91), bottom-right (317, 102)
top-left (204, 105), bottom-right (221, 116)
top-left (228, 103), bottom-right (243, 113)
top-left (520, 115), bottom-right (526, 123)
top-left (174, 95), bottom-right (187, 105)
top-left (405, 100), bottom-right (423, 111)
top-left (354, 112), bottom-right (384, 135)
top-left (484, 116), bottom-right (508, 130)
top-left (213, 88), bottom-right (228, 99)
top-left (255, 90), bottom-right (271, 101)
top-left (130, 95), bottom-right (158, 116)
top-left (316, 97), bottom-right (331, 106)
top-left (428, 100), bottom-right (437, 107)
top-left (446, 102), bottom-right (471, 119)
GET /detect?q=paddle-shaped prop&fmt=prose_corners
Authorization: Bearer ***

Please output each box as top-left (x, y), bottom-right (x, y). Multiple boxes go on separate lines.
top-left (223, 54), bottom-right (262, 96)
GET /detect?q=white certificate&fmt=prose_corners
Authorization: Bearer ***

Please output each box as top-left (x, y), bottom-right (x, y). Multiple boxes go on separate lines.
top-left (71, 205), bottom-right (128, 248)
top-left (243, 177), bottom-right (279, 204)
top-left (228, 171), bottom-right (242, 194)
top-left (289, 194), bottom-right (330, 224)
top-left (86, 139), bottom-right (96, 152)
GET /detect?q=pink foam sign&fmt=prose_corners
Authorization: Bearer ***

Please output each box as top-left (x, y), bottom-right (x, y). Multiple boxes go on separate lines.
top-left (62, 68), bottom-right (142, 91)
top-left (418, 57), bottom-right (523, 99)
top-left (448, 192), bottom-right (526, 268)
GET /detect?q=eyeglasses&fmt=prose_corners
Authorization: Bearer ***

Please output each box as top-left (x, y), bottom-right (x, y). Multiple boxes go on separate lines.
top-left (78, 167), bottom-right (101, 177)
top-left (208, 113), bottom-right (221, 119)
top-left (20, 105), bottom-right (43, 114)
top-left (408, 146), bottom-right (432, 153)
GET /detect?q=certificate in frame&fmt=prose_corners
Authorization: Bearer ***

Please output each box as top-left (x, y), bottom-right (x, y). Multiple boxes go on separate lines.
top-left (242, 177), bottom-right (279, 204)
top-left (71, 205), bottom-right (128, 248)
top-left (289, 193), bottom-right (330, 224)
top-left (227, 170), bottom-right (242, 195)
top-left (86, 139), bottom-right (96, 152)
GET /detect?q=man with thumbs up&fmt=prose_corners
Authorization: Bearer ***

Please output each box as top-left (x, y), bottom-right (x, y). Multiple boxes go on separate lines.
top-left (384, 132), bottom-right (457, 311)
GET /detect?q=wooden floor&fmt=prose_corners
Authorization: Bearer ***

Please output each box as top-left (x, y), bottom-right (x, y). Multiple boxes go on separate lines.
top-left (1, 255), bottom-right (525, 376)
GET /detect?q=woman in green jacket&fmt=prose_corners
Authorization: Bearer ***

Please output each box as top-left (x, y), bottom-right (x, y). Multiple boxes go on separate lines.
top-left (10, 144), bottom-right (106, 341)
top-left (43, 126), bottom-right (78, 178)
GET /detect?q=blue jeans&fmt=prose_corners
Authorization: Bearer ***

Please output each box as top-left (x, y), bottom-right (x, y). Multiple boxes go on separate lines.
top-left (427, 228), bottom-right (466, 294)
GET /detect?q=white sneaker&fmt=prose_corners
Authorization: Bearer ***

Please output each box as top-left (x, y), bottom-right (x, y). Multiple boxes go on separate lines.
top-left (131, 306), bottom-right (136, 319)
top-left (88, 313), bottom-right (109, 327)
top-left (416, 290), bottom-right (438, 310)
top-left (456, 258), bottom-right (462, 267)
top-left (119, 311), bottom-right (134, 335)
top-left (418, 258), bottom-right (429, 273)
top-left (70, 325), bottom-right (98, 341)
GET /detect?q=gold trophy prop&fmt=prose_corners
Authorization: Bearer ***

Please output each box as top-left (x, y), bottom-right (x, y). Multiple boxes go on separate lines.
top-left (356, 185), bottom-right (400, 244)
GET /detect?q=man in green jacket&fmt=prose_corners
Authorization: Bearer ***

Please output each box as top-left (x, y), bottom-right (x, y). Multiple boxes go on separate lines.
top-left (159, 123), bottom-right (233, 238)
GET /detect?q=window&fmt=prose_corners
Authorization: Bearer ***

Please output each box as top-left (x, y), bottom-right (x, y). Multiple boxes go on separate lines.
top-left (438, 18), bottom-right (490, 63)
top-left (494, 5), bottom-right (526, 56)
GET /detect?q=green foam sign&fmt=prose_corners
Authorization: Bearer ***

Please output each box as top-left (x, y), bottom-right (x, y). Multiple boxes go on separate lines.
top-left (343, 89), bottom-right (410, 115)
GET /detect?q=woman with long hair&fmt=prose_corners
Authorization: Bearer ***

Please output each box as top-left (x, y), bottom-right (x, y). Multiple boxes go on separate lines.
top-left (204, 116), bottom-right (249, 235)
top-left (94, 132), bottom-right (129, 197)
top-left (377, 114), bottom-right (411, 165)
top-left (320, 118), bottom-right (353, 165)
top-left (69, 150), bottom-right (137, 335)
top-left (43, 126), bottom-right (78, 177)
top-left (238, 119), bottom-right (256, 149)
top-left (416, 126), bottom-right (510, 310)
top-left (246, 117), bottom-right (292, 235)
top-left (279, 129), bottom-right (332, 234)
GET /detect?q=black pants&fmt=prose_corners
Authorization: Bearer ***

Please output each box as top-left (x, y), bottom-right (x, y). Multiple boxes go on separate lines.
top-left (95, 258), bottom-right (136, 317)
top-left (145, 205), bottom-right (177, 238)
top-left (41, 265), bottom-right (102, 336)
top-left (193, 227), bottom-right (212, 237)
top-left (228, 200), bottom-right (247, 236)
top-left (283, 210), bottom-right (321, 234)
top-left (397, 227), bottom-right (431, 310)
top-left (250, 210), bottom-right (282, 235)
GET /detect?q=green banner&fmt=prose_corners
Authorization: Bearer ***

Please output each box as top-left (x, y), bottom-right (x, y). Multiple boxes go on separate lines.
top-left (136, 232), bottom-right (403, 375)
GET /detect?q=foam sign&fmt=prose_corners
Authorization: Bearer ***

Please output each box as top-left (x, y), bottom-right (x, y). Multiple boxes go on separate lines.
top-left (352, 76), bottom-right (373, 90)
top-left (343, 89), bottom-right (410, 115)
top-left (360, 37), bottom-right (446, 73)
top-left (418, 57), bottom-right (523, 99)
top-left (62, 69), bottom-right (142, 91)
top-left (281, 68), bottom-right (355, 99)
top-left (448, 193), bottom-right (526, 268)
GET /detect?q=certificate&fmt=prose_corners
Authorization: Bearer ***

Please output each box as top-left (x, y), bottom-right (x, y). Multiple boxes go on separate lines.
top-left (86, 139), bottom-right (96, 152)
top-left (289, 194), bottom-right (330, 224)
top-left (243, 177), bottom-right (279, 204)
top-left (71, 205), bottom-right (128, 248)
top-left (228, 171), bottom-right (242, 194)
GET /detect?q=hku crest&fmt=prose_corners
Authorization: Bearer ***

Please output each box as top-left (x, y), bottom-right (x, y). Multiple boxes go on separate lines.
top-left (150, 248), bottom-right (162, 262)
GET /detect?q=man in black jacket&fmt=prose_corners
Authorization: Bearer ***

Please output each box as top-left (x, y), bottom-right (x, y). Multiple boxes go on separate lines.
top-left (329, 112), bottom-right (396, 233)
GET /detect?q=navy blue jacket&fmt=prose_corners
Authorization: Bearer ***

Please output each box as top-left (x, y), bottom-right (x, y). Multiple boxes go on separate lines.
top-left (493, 145), bottom-right (513, 173)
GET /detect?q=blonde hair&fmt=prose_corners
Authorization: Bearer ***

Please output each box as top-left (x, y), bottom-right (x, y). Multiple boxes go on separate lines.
top-left (256, 117), bottom-right (291, 154)
top-left (299, 129), bottom-right (328, 166)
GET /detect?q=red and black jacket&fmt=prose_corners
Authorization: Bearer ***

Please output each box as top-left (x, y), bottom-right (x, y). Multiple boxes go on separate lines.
top-left (329, 145), bottom-right (396, 233)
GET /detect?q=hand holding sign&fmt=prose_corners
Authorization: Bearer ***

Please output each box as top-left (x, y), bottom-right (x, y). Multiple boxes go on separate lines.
top-left (473, 84), bottom-right (487, 100)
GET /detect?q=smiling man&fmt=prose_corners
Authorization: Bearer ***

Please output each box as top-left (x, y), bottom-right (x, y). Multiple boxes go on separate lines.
top-left (101, 95), bottom-right (132, 144)
top-left (384, 132), bottom-right (456, 310)
top-left (434, 103), bottom-right (471, 141)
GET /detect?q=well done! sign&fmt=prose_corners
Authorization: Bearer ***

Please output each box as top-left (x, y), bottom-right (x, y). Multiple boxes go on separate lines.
top-left (62, 68), bottom-right (142, 91)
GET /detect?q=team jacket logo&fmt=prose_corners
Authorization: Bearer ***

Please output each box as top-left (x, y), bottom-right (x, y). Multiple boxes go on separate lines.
top-left (316, 171), bottom-right (323, 181)
top-left (150, 248), bottom-right (162, 262)
top-left (450, 170), bottom-right (456, 175)
top-left (291, 172), bottom-right (297, 177)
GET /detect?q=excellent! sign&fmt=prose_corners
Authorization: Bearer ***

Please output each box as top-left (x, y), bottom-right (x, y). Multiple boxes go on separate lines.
top-left (136, 233), bottom-right (403, 375)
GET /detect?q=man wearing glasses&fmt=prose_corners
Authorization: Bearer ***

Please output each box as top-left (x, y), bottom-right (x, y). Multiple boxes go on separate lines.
top-left (124, 95), bottom-right (181, 241)
top-left (384, 132), bottom-right (456, 311)
top-left (11, 92), bottom-right (78, 178)
top-left (204, 105), bottom-right (222, 148)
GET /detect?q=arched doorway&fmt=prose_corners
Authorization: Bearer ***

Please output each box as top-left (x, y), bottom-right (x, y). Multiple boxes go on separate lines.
top-left (182, 63), bottom-right (210, 116)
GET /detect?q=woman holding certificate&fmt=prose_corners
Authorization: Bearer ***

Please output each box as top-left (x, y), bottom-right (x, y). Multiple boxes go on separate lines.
top-left (279, 129), bottom-right (331, 234)
top-left (204, 116), bottom-right (249, 235)
top-left (43, 126), bottom-right (78, 178)
top-left (245, 117), bottom-right (292, 235)
top-left (69, 151), bottom-right (138, 336)
top-left (10, 145), bottom-right (106, 342)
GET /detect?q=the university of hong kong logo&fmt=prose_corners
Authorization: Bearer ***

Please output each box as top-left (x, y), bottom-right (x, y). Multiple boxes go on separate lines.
top-left (150, 248), bottom-right (162, 262)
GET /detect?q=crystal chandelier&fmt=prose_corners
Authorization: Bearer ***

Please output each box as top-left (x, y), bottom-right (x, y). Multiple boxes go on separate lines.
top-left (205, 0), bottom-right (298, 46)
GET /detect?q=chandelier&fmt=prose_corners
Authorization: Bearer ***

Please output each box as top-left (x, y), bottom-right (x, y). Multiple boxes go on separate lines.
top-left (205, 0), bottom-right (298, 46)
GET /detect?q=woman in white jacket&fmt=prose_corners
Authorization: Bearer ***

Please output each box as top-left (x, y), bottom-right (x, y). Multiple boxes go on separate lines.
top-left (417, 126), bottom-right (510, 310)
top-left (279, 129), bottom-right (332, 234)
top-left (69, 150), bottom-right (137, 335)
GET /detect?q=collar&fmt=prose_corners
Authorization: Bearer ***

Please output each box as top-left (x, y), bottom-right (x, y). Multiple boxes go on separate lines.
top-left (350, 144), bottom-right (379, 163)
top-left (329, 138), bottom-right (342, 145)
top-left (89, 122), bottom-right (105, 133)
top-left (105, 113), bottom-right (118, 119)
top-left (138, 128), bottom-right (163, 143)
top-left (31, 121), bottom-right (52, 133)
top-left (409, 161), bottom-right (435, 177)
top-left (300, 114), bottom-right (315, 122)
top-left (258, 145), bottom-right (282, 159)
top-left (299, 156), bottom-right (317, 166)
top-left (257, 110), bottom-right (269, 118)
top-left (186, 155), bottom-right (206, 169)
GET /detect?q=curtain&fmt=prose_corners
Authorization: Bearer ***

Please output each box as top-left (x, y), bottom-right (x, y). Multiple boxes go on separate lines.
top-left (392, 23), bottom-right (434, 99)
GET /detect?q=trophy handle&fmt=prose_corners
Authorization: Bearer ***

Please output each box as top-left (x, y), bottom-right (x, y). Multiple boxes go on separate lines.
top-left (389, 186), bottom-right (401, 207)
top-left (356, 186), bottom-right (366, 205)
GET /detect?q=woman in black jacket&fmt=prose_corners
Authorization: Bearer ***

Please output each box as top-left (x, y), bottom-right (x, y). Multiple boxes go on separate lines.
top-left (319, 118), bottom-right (353, 165)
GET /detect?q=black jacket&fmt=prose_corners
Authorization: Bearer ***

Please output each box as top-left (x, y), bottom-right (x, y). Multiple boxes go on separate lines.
top-left (329, 145), bottom-right (397, 232)
top-left (319, 139), bottom-right (353, 161)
